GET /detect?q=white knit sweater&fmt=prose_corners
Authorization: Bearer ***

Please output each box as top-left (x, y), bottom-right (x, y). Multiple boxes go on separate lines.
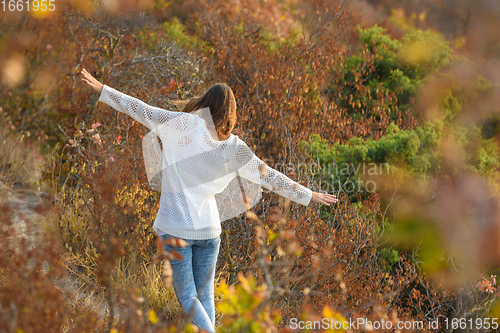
top-left (98, 85), bottom-right (312, 239)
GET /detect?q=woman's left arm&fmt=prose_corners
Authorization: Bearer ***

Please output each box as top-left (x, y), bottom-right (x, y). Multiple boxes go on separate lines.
top-left (80, 69), bottom-right (184, 133)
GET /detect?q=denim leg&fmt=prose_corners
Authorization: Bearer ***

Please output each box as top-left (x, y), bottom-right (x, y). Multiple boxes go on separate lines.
top-left (161, 234), bottom-right (215, 332)
top-left (192, 237), bottom-right (220, 327)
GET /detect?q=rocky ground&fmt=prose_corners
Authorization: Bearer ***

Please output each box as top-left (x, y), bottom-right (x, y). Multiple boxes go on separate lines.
top-left (0, 180), bottom-right (53, 241)
top-left (0, 178), bottom-right (111, 319)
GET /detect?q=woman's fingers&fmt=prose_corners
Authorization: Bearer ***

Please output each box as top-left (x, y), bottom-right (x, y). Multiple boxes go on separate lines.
top-left (81, 69), bottom-right (91, 79)
top-left (82, 70), bottom-right (96, 84)
top-left (320, 193), bottom-right (338, 206)
top-left (321, 193), bottom-right (337, 201)
top-left (80, 69), bottom-right (93, 84)
top-left (81, 76), bottom-right (95, 88)
top-left (311, 191), bottom-right (338, 206)
top-left (80, 68), bottom-right (103, 93)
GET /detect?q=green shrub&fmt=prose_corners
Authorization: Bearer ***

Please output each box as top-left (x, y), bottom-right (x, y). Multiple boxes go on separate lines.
top-left (328, 25), bottom-right (452, 121)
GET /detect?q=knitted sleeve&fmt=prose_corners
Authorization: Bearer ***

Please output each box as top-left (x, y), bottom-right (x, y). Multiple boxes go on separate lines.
top-left (234, 140), bottom-right (312, 206)
top-left (98, 84), bottom-right (193, 134)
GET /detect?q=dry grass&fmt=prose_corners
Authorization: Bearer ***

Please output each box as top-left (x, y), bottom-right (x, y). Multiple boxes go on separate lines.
top-left (41, 188), bottom-right (185, 325)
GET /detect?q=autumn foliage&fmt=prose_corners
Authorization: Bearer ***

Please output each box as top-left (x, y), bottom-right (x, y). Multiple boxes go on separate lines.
top-left (1, 0), bottom-right (500, 332)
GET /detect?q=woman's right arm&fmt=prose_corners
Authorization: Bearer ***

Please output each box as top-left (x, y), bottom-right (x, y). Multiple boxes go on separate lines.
top-left (241, 157), bottom-right (337, 206)
top-left (235, 140), bottom-right (337, 206)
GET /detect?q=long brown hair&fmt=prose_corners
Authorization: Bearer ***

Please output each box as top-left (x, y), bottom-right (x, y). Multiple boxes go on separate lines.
top-left (171, 83), bottom-right (237, 136)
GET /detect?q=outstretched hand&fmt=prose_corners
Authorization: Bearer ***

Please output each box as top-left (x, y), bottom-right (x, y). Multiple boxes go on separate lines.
top-left (310, 191), bottom-right (338, 206)
top-left (80, 68), bottom-right (103, 94)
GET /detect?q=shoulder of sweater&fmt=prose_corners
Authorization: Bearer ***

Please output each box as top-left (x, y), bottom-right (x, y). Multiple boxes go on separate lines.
top-left (227, 134), bottom-right (244, 147)
top-left (224, 135), bottom-right (254, 155)
top-left (231, 134), bottom-right (243, 144)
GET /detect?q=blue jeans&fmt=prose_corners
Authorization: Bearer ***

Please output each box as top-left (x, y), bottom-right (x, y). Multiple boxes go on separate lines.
top-left (160, 234), bottom-right (220, 332)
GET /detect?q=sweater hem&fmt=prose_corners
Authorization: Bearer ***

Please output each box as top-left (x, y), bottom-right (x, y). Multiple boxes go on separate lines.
top-left (153, 225), bottom-right (221, 240)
